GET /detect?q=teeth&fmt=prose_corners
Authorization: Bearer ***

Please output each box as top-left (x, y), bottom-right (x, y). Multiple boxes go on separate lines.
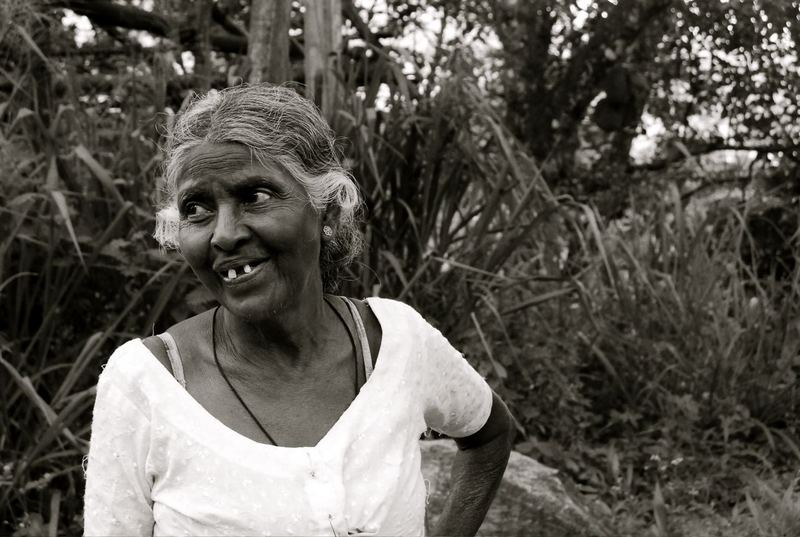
top-left (243, 264), bottom-right (252, 274)
top-left (227, 269), bottom-right (237, 280)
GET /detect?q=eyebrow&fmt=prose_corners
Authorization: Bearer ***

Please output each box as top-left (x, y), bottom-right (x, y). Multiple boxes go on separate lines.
top-left (236, 174), bottom-right (279, 188)
top-left (177, 174), bottom-right (286, 200)
top-left (176, 183), bottom-right (210, 202)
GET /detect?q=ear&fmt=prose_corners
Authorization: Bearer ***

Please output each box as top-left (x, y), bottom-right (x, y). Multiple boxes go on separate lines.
top-left (321, 204), bottom-right (341, 235)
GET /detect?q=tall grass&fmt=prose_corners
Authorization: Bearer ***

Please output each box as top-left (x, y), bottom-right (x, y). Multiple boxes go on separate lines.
top-left (1, 10), bottom-right (558, 532)
top-left (335, 49), bottom-right (561, 336)
top-left (486, 186), bottom-right (800, 532)
top-left (746, 475), bottom-right (800, 536)
top-left (336, 42), bottom-right (800, 529)
top-left (0, 7), bottom-right (197, 533)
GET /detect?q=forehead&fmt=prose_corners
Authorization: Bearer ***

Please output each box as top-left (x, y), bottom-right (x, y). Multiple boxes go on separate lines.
top-left (174, 142), bottom-right (310, 202)
top-left (177, 142), bottom-right (259, 184)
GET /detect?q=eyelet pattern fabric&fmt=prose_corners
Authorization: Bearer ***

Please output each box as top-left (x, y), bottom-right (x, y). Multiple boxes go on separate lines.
top-left (83, 298), bottom-right (493, 536)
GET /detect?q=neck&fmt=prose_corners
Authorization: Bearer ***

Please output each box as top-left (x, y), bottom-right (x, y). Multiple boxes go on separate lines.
top-left (216, 290), bottom-right (335, 374)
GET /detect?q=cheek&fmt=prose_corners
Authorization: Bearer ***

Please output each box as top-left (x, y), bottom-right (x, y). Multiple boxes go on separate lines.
top-left (261, 208), bottom-right (321, 253)
top-left (177, 226), bottom-right (211, 271)
top-left (298, 217), bottom-right (322, 258)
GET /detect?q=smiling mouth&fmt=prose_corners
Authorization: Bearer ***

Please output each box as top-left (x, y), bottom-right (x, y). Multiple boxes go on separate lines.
top-left (218, 260), bottom-right (267, 283)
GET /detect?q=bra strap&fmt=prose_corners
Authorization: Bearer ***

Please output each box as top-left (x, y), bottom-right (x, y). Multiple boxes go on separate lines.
top-left (341, 297), bottom-right (374, 381)
top-left (324, 295), bottom-right (366, 391)
top-left (155, 300), bottom-right (371, 392)
top-left (156, 332), bottom-right (187, 389)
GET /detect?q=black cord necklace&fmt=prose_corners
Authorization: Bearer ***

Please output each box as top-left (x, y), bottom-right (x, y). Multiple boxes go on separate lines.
top-left (212, 306), bottom-right (278, 446)
top-left (210, 299), bottom-right (360, 447)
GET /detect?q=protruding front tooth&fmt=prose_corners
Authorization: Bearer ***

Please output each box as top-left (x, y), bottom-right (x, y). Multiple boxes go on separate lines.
top-left (227, 268), bottom-right (237, 280)
top-left (243, 264), bottom-right (252, 274)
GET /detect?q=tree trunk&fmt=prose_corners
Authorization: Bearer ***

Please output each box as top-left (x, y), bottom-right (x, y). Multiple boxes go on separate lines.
top-left (192, 0), bottom-right (213, 90)
top-left (247, 0), bottom-right (291, 83)
top-left (303, 0), bottom-right (342, 119)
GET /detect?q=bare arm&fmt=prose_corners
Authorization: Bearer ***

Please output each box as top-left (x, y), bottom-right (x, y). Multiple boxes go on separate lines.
top-left (431, 391), bottom-right (514, 536)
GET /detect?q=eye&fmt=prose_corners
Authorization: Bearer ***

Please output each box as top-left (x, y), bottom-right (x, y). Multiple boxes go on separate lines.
top-left (182, 202), bottom-right (212, 220)
top-left (245, 189), bottom-right (274, 204)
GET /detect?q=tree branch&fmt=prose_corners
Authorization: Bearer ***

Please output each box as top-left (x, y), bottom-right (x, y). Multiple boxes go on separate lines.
top-left (51, 0), bottom-right (171, 36)
top-left (211, 1), bottom-right (246, 38)
top-left (52, 0), bottom-right (397, 63)
top-left (51, 0), bottom-right (252, 53)
top-left (632, 141), bottom-right (800, 172)
top-left (51, 0), bottom-right (320, 59)
top-left (341, 0), bottom-right (385, 45)
top-left (554, 0), bottom-right (672, 123)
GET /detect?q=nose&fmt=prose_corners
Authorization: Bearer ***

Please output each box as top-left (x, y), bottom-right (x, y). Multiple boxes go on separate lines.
top-left (210, 205), bottom-right (250, 251)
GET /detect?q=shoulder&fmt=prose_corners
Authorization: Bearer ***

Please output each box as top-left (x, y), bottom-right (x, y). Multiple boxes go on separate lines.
top-left (362, 296), bottom-right (426, 324)
top-left (360, 297), bottom-right (448, 358)
top-left (105, 311), bottom-right (211, 391)
top-left (102, 339), bottom-right (156, 381)
top-left (141, 336), bottom-right (172, 376)
top-left (346, 297), bottom-right (382, 362)
top-left (363, 297), bottom-right (440, 339)
top-left (97, 338), bottom-right (165, 415)
top-left (141, 309), bottom-right (214, 376)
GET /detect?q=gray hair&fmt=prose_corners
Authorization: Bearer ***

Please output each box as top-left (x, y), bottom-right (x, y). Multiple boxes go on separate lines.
top-left (155, 84), bottom-right (363, 292)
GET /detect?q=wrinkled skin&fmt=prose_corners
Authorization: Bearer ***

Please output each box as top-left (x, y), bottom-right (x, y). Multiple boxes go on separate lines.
top-left (176, 142), bottom-right (325, 323)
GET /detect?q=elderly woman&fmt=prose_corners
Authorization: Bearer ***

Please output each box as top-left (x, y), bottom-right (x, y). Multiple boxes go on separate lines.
top-left (83, 85), bottom-right (513, 536)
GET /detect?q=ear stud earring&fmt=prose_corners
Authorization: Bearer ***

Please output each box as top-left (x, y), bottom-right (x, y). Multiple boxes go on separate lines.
top-left (322, 225), bottom-right (333, 238)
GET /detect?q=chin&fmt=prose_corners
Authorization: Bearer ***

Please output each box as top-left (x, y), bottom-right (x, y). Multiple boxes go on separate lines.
top-left (219, 281), bottom-right (313, 323)
top-left (197, 266), bottom-right (322, 323)
top-left (220, 294), bottom-right (289, 323)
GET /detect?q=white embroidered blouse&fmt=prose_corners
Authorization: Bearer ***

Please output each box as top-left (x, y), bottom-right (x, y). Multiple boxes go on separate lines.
top-left (83, 297), bottom-right (493, 536)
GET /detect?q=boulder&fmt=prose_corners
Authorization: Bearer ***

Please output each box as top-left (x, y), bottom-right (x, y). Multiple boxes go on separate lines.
top-left (420, 440), bottom-right (611, 536)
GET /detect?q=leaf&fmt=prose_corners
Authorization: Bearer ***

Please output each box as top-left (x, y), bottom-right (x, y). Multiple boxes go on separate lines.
top-left (15, 24), bottom-right (53, 68)
top-left (470, 312), bottom-right (506, 379)
top-left (74, 144), bottom-right (125, 204)
top-left (0, 353), bottom-right (81, 451)
top-left (653, 481), bottom-right (669, 537)
top-left (0, 272), bottom-right (37, 295)
top-left (47, 156), bottom-right (86, 272)
top-left (500, 287), bottom-right (575, 316)
top-left (141, 264), bottom-right (189, 336)
top-left (99, 238), bottom-right (132, 265)
top-left (45, 154), bottom-right (60, 189)
top-left (380, 250), bottom-right (410, 289)
top-left (577, 331), bottom-right (632, 404)
top-left (48, 489), bottom-right (61, 537)
top-left (745, 490), bottom-right (768, 535)
top-left (8, 107), bottom-right (35, 132)
top-left (51, 332), bottom-right (103, 407)
top-left (12, 512), bottom-right (45, 537)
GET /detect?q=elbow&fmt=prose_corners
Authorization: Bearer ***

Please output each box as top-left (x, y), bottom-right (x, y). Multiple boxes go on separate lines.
top-left (455, 391), bottom-right (516, 453)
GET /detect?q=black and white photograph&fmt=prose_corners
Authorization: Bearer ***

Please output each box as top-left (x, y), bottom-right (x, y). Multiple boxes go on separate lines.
top-left (1, 1), bottom-right (799, 535)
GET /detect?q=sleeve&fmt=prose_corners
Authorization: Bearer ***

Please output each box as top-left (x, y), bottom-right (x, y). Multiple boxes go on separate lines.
top-left (83, 360), bottom-right (154, 537)
top-left (418, 316), bottom-right (493, 438)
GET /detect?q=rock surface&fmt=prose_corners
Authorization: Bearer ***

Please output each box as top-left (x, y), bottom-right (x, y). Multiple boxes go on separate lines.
top-left (420, 440), bottom-right (611, 536)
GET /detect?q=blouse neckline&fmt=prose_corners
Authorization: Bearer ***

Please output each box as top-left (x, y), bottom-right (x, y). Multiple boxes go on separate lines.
top-left (132, 297), bottom-right (389, 453)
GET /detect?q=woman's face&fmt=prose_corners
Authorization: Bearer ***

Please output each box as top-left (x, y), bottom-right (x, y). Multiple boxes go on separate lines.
top-left (176, 142), bottom-right (323, 321)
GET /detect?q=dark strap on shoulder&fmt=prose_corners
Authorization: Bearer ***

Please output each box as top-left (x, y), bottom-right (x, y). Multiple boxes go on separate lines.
top-left (156, 332), bottom-right (186, 389)
top-left (324, 295), bottom-right (367, 391)
top-left (157, 300), bottom-right (370, 393)
top-left (341, 297), bottom-right (373, 380)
